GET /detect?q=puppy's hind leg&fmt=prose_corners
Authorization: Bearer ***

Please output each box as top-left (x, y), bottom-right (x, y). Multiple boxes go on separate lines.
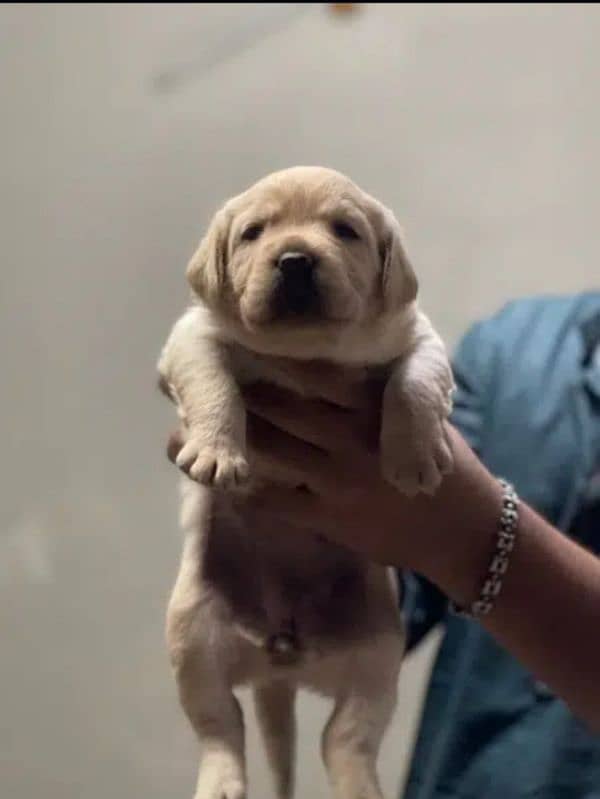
top-left (254, 681), bottom-right (297, 799)
top-left (175, 652), bottom-right (246, 799)
top-left (168, 605), bottom-right (246, 799)
top-left (321, 636), bottom-right (402, 799)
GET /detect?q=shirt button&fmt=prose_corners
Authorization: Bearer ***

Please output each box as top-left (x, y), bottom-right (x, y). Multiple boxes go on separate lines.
top-left (533, 680), bottom-right (553, 699)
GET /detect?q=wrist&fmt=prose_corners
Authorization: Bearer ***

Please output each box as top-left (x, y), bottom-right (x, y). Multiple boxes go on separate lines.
top-left (407, 430), bottom-right (505, 607)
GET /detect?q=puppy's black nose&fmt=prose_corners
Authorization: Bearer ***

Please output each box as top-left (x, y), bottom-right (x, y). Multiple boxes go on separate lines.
top-left (276, 251), bottom-right (317, 314)
top-left (277, 250), bottom-right (315, 275)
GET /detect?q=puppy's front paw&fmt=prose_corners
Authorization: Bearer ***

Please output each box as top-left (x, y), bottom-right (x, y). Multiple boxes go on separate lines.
top-left (195, 779), bottom-right (246, 799)
top-left (382, 419), bottom-right (453, 496)
top-left (176, 436), bottom-right (249, 488)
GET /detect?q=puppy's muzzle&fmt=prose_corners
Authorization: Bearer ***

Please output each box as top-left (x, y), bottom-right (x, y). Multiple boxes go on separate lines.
top-left (274, 250), bottom-right (320, 317)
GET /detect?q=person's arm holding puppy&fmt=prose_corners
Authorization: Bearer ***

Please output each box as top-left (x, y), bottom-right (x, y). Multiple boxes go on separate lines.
top-left (167, 373), bottom-right (600, 730)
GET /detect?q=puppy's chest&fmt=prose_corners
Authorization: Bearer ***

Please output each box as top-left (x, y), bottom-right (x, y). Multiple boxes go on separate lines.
top-left (226, 342), bottom-right (391, 394)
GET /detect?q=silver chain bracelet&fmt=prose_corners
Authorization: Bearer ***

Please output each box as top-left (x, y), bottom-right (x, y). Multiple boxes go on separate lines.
top-left (450, 478), bottom-right (520, 618)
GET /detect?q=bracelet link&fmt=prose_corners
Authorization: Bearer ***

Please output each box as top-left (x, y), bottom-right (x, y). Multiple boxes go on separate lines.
top-left (450, 479), bottom-right (520, 619)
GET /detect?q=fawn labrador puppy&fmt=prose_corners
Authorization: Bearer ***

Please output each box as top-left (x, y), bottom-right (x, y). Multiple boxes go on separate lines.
top-left (158, 166), bottom-right (454, 799)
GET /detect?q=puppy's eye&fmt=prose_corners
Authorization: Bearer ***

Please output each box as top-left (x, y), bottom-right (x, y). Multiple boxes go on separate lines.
top-left (241, 223), bottom-right (264, 242)
top-left (332, 220), bottom-right (360, 241)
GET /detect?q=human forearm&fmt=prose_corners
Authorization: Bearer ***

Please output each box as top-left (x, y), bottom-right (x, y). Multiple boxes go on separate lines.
top-left (479, 504), bottom-right (600, 729)
top-left (413, 439), bottom-right (600, 729)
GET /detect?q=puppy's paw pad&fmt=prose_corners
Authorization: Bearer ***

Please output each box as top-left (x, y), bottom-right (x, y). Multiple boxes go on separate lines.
top-left (220, 781), bottom-right (246, 799)
top-left (212, 451), bottom-right (250, 488)
top-left (384, 458), bottom-right (440, 496)
top-left (382, 428), bottom-right (453, 496)
top-left (433, 431), bottom-right (453, 477)
top-left (176, 439), bottom-right (249, 488)
top-left (195, 779), bottom-right (246, 799)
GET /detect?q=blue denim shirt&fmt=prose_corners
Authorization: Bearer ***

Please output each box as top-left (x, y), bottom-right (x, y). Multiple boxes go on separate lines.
top-left (402, 293), bottom-right (600, 799)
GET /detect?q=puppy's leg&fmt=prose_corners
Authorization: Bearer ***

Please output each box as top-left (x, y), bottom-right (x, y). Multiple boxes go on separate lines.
top-left (254, 681), bottom-right (297, 799)
top-left (381, 310), bottom-right (455, 496)
top-left (167, 526), bottom-right (247, 799)
top-left (168, 619), bottom-right (246, 799)
top-left (159, 307), bottom-right (248, 488)
top-left (321, 636), bottom-right (402, 799)
top-left (179, 660), bottom-right (245, 799)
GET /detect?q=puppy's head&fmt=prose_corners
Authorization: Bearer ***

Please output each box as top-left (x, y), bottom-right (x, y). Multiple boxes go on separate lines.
top-left (187, 167), bottom-right (417, 332)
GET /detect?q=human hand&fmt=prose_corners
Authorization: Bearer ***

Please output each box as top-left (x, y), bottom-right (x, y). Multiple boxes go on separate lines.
top-left (240, 377), bottom-right (474, 575)
top-left (168, 364), bottom-right (500, 591)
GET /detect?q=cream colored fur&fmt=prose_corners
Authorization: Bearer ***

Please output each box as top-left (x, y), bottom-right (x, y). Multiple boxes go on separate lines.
top-left (158, 167), bottom-right (454, 799)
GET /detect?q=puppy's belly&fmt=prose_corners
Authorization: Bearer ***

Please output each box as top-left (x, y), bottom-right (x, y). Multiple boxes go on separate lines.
top-left (200, 492), bottom-right (388, 658)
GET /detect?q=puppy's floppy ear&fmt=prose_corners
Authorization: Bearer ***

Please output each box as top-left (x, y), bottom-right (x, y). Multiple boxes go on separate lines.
top-left (186, 207), bottom-right (231, 304)
top-left (380, 209), bottom-right (418, 310)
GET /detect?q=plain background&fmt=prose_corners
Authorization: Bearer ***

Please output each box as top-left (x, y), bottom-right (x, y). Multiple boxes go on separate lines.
top-left (1, 4), bottom-right (598, 798)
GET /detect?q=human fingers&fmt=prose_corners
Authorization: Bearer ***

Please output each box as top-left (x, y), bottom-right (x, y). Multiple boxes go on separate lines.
top-left (243, 383), bottom-right (369, 454)
top-left (246, 413), bottom-right (340, 493)
top-left (265, 359), bottom-right (370, 409)
top-left (244, 483), bottom-right (327, 529)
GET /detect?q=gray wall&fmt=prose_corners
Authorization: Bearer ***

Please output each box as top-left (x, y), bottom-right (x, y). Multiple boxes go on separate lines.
top-left (1, 4), bottom-right (598, 798)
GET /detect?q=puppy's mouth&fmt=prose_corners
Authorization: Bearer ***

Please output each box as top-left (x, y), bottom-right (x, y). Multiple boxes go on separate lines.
top-left (271, 266), bottom-right (322, 320)
top-left (239, 250), bottom-right (363, 330)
